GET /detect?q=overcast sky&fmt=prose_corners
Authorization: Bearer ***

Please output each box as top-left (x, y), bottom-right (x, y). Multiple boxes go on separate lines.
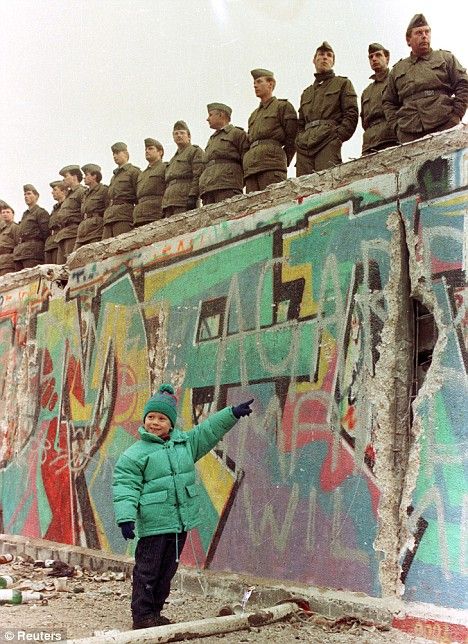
top-left (1, 0), bottom-right (466, 217)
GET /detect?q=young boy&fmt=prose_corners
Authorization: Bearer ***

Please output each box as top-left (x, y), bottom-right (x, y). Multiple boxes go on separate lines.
top-left (112, 383), bottom-right (253, 630)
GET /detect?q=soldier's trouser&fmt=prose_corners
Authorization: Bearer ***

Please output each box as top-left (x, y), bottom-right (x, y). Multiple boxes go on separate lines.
top-left (0, 266), bottom-right (15, 277)
top-left (44, 248), bottom-right (58, 264)
top-left (102, 221), bottom-right (133, 240)
top-left (15, 259), bottom-right (40, 271)
top-left (162, 206), bottom-right (187, 217)
top-left (74, 236), bottom-right (102, 250)
top-left (202, 189), bottom-right (242, 205)
top-left (131, 532), bottom-right (187, 621)
top-left (296, 139), bottom-right (342, 176)
top-left (398, 118), bottom-right (460, 143)
top-left (245, 170), bottom-right (286, 193)
top-left (56, 238), bottom-right (76, 265)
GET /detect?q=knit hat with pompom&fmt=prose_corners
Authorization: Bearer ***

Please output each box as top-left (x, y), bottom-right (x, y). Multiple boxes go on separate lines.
top-left (143, 384), bottom-right (178, 426)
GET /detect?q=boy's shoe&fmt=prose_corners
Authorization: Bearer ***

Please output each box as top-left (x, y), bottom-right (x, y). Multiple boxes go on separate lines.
top-left (132, 616), bottom-right (157, 630)
top-left (154, 613), bottom-right (172, 626)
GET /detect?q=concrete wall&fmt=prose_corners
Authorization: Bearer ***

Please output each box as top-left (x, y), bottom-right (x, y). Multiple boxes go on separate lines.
top-left (0, 128), bottom-right (466, 613)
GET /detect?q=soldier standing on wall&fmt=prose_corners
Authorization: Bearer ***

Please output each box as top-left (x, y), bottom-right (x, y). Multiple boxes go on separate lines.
top-left (55, 166), bottom-right (86, 264)
top-left (243, 69), bottom-right (297, 193)
top-left (74, 164), bottom-right (108, 249)
top-left (13, 184), bottom-right (49, 271)
top-left (0, 205), bottom-right (18, 277)
top-left (296, 42), bottom-right (358, 175)
top-left (162, 121), bottom-right (204, 217)
top-left (45, 180), bottom-right (68, 264)
top-left (133, 139), bottom-right (167, 227)
top-left (383, 14), bottom-right (468, 143)
top-left (103, 142), bottom-right (140, 239)
top-left (199, 103), bottom-right (249, 205)
top-left (360, 43), bottom-right (398, 155)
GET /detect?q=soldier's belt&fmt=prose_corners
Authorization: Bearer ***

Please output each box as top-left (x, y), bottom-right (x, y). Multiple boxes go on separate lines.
top-left (410, 89), bottom-right (448, 100)
top-left (109, 199), bottom-right (135, 206)
top-left (167, 178), bottom-right (191, 186)
top-left (206, 159), bottom-right (240, 167)
top-left (367, 117), bottom-right (386, 127)
top-left (137, 195), bottom-right (163, 203)
top-left (305, 119), bottom-right (335, 129)
top-left (18, 235), bottom-right (38, 243)
top-left (250, 139), bottom-right (282, 148)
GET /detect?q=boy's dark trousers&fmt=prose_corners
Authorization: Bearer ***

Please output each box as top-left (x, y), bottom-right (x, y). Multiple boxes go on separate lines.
top-left (131, 532), bottom-right (188, 621)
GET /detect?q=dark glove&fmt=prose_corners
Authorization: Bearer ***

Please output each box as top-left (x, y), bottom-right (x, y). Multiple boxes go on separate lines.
top-left (232, 399), bottom-right (254, 419)
top-left (119, 521), bottom-right (135, 540)
top-left (186, 196), bottom-right (198, 211)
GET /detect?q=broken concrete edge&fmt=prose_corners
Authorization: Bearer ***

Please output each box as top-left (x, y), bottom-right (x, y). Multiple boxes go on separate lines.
top-left (0, 263), bottom-right (68, 290)
top-left (63, 125), bottom-right (468, 270)
top-left (1, 533), bottom-right (466, 640)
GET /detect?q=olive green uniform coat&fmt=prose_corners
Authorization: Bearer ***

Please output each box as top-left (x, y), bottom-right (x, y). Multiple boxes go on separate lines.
top-left (162, 145), bottom-right (204, 211)
top-left (383, 49), bottom-right (468, 143)
top-left (296, 72), bottom-right (358, 175)
top-left (104, 163), bottom-right (140, 225)
top-left (13, 204), bottom-right (49, 263)
top-left (360, 70), bottom-right (398, 154)
top-left (133, 161), bottom-right (167, 225)
top-left (44, 203), bottom-right (61, 259)
top-left (54, 185), bottom-right (86, 243)
top-left (112, 407), bottom-right (238, 537)
top-left (0, 222), bottom-right (18, 275)
top-left (243, 97), bottom-right (297, 179)
top-left (75, 183), bottom-right (108, 247)
top-left (199, 124), bottom-right (249, 198)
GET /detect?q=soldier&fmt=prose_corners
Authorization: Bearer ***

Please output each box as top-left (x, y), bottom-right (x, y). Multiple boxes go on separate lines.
top-left (361, 43), bottom-right (398, 154)
top-left (55, 166), bottom-right (86, 264)
top-left (133, 139), bottom-right (167, 227)
top-left (0, 205), bottom-right (18, 277)
top-left (13, 184), bottom-right (49, 271)
top-left (383, 14), bottom-right (468, 143)
top-left (243, 69), bottom-right (297, 193)
top-left (103, 142), bottom-right (139, 239)
top-left (199, 103), bottom-right (249, 204)
top-left (74, 164), bottom-right (108, 249)
top-left (45, 180), bottom-right (68, 264)
top-left (162, 121), bottom-right (204, 216)
top-left (296, 42), bottom-right (358, 175)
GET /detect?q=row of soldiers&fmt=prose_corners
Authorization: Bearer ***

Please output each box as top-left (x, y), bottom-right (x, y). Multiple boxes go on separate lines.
top-left (1, 14), bottom-right (467, 278)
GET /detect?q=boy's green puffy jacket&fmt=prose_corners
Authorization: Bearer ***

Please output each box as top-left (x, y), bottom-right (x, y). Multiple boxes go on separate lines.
top-left (113, 407), bottom-right (237, 537)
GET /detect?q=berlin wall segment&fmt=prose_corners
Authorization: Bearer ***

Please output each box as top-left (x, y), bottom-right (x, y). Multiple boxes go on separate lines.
top-left (0, 130), bottom-right (466, 615)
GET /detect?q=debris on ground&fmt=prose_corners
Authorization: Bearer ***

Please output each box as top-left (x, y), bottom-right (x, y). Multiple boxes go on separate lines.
top-left (0, 555), bottom-right (432, 643)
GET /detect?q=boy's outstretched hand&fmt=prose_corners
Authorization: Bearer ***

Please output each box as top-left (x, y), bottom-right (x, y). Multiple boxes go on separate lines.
top-left (232, 399), bottom-right (254, 419)
top-left (119, 521), bottom-right (135, 540)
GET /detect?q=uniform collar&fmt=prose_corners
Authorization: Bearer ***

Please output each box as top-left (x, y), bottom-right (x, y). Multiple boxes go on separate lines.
top-left (410, 48), bottom-right (433, 62)
top-left (114, 163), bottom-right (131, 174)
top-left (369, 69), bottom-right (389, 82)
top-left (258, 96), bottom-right (275, 109)
top-left (314, 70), bottom-right (335, 83)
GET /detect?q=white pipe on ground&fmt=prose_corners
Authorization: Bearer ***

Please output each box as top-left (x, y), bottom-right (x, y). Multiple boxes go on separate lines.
top-left (66, 600), bottom-right (300, 644)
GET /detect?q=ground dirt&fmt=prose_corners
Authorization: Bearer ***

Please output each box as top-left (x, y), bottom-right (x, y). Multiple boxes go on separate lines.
top-left (0, 556), bottom-right (432, 643)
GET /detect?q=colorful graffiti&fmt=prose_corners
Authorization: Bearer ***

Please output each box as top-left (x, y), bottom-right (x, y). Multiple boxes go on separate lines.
top-left (0, 144), bottom-right (466, 611)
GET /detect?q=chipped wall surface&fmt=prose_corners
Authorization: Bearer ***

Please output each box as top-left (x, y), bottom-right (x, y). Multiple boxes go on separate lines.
top-left (0, 128), bottom-right (466, 612)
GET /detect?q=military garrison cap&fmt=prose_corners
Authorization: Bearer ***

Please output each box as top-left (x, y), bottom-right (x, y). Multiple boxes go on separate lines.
top-left (111, 142), bottom-right (128, 153)
top-left (144, 138), bottom-right (163, 149)
top-left (59, 165), bottom-right (80, 176)
top-left (23, 184), bottom-right (39, 195)
top-left (50, 180), bottom-right (64, 189)
top-left (315, 41), bottom-right (334, 55)
top-left (81, 163), bottom-right (101, 174)
top-left (207, 103), bottom-right (232, 117)
top-left (251, 68), bottom-right (274, 79)
top-left (406, 13), bottom-right (429, 37)
top-left (173, 120), bottom-right (190, 134)
top-left (368, 42), bottom-right (390, 58)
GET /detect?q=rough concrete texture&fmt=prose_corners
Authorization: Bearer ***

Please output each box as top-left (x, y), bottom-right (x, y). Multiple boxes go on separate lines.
top-left (0, 126), bottom-right (467, 635)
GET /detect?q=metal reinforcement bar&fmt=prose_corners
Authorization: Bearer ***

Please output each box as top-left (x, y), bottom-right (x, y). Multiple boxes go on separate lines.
top-left (66, 601), bottom-right (300, 644)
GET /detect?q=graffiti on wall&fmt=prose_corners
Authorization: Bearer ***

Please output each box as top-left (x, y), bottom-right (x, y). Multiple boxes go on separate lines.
top-left (0, 147), bottom-right (466, 609)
